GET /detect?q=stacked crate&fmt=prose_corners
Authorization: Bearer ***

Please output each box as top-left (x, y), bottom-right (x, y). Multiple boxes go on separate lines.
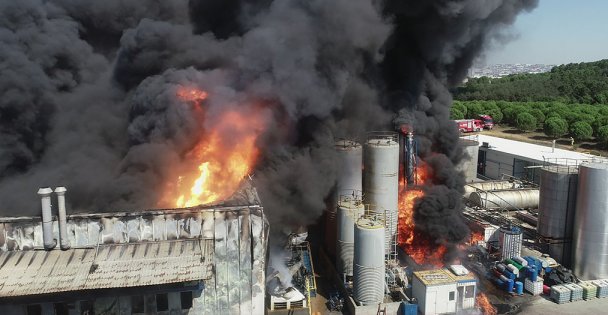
top-left (564, 283), bottom-right (583, 302)
top-left (550, 285), bottom-right (571, 304)
top-left (592, 280), bottom-right (608, 298)
top-left (524, 277), bottom-right (543, 296)
top-left (578, 281), bottom-right (597, 300)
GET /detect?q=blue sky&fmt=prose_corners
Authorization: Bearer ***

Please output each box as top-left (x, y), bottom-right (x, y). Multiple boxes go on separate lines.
top-left (484, 0), bottom-right (608, 65)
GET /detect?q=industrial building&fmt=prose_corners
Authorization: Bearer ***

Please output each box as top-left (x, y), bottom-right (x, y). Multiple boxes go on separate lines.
top-left (475, 134), bottom-right (602, 183)
top-left (411, 267), bottom-right (477, 315)
top-left (0, 182), bottom-right (268, 315)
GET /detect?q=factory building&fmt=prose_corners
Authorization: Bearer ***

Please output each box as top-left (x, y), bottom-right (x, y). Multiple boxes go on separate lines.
top-left (475, 134), bottom-right (601, 183)
top-left (411, 267), bottom-right (477, 315)
top-left (0, 183), bottom-right (268, 315)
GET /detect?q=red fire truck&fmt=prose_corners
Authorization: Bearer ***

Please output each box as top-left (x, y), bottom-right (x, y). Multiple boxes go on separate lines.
top-left (455, 119), bottom-right (484, 133)
top-left (478, 115), bottom-right (494, 129)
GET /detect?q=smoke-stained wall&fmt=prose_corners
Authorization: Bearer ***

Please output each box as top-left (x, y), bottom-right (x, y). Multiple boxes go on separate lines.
top-left (0, 0), bottom-right (537, 254)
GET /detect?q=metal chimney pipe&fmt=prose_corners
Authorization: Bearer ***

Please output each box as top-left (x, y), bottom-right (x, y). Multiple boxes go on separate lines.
top-left (54, 187), bottom-right (70, 250)
top-left (37, 187), bottom-right (56, 250)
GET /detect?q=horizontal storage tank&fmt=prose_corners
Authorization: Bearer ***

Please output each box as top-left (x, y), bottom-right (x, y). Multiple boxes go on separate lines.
top-left (457, 139), bottom-right (480, 183)
top-left (364, 132), bottom-right (399, 254)
top-left (572, 162), bottom-right (608, 280)
top-left (336, 196), bottom-right (365, 277)
top-left (353, 217), bottom-right (385, 306)
top-left (537, 166), bottom-right (578, 267)
top-left (469, 189), bottom-right (539, 210)
top-left (464, 180), bottom-right (521, 199)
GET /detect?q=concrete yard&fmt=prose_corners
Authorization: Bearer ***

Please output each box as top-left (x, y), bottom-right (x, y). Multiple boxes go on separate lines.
top-left (518, 296), bottom-right (608, 315)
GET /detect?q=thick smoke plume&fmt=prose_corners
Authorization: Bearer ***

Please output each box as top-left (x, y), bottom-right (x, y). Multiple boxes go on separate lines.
top-left (0, 0), bottom-right (537, 250)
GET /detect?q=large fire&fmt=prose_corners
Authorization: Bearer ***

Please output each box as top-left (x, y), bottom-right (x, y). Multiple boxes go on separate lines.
top-left (398, 163), bottom-right (449, 266)
top-left (476, 292), bottom-right (497, 315)
top-left (163, 87), bottom-right (267, 207)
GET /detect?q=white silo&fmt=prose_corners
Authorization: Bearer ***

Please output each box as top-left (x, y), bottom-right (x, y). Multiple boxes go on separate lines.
top-left (353, 217), bottom-right (385, 306)
top-left (364, 132), bottom-right (399, 254)
top-left (336, 195), bottom-right (365, 277)
top-left (335, 140), bottom-right (363, 196)
top-left (326, 140), bottom-right (363, 258)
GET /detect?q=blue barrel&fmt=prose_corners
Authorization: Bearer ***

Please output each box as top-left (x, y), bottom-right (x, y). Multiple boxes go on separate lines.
top-left (502, 269), bottom-right (516, 280)
top-left (528, 266), bottom-right (538, 281)
top-left (506, 279), bottom-right (514, 292)
top-left (401, 302), bottom-right (417, 315)
top-left (515, 281), bottom-right (523, 295)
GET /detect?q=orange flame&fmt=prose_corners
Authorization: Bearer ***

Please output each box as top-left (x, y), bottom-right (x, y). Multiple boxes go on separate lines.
top-left (470, 231), bottom-right (485, 245)
top-left (163, 87), bottom-right (267, 207)
top-left (398, 164), bottom-right (448, 266)
top-left (476, 292), bottom-right (497, 315)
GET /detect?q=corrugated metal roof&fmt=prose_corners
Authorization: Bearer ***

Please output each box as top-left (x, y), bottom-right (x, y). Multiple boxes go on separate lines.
top-left (0, 239), bottom-right (213, 297)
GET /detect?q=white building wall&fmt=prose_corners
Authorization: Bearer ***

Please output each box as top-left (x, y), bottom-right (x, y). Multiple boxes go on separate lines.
top-left (412, 278), bottom-right (457, 315)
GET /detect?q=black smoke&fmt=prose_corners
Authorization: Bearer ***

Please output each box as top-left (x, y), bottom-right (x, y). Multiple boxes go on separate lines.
top-left (0, 0), bottom-right (537, 252)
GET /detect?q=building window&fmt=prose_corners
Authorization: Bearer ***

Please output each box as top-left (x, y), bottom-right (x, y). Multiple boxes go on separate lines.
top-left (180, 291), bottom-right (193, 310)
top-left (132, 295), bottom-right (145, 313)
top-left (465, 285), bottom-right (475, 298)
top-left (156, 293), bottom-right (169, 311)
top-left (54, 303), bottom-right (69, 315)
top-left (26, 305), bottom-right (41, 315)
top-left (449, 291), bottom-right (455, 301)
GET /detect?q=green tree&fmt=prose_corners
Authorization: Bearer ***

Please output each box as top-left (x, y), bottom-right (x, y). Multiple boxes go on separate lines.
top-left (516, 112), bottom-right (537, 132)
top-left (529, 108), bottom-right (546, 125)
top-left (465, 102), bottom-right (484, 119)
top-left (450, 108), bottom-right (465, 120)
top-left (597, 126), bottom-right (608, 148)
top-left (543, 117), bottom-right (569, 138)
top-left (570, 121), bottom-right (593, 141)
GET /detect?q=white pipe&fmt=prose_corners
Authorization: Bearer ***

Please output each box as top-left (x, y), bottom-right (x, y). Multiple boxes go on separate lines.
top-left (37, 187), bottom-right (56, 250)
top-left (54, 187), bottom-right (70, 250)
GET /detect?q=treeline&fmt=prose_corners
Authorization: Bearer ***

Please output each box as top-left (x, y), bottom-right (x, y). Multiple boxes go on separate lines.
top-left (452, 100), bottom-right (608, 147)
top-left (455, 59), bottom-right (608, 104)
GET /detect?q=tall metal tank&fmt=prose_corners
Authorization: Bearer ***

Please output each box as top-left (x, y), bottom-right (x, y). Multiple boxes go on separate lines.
top-left (335, 140), bottom-right (363, 195)
top-left (353, 217), bottom-right (385, 306)
top-left (464, 180), bottom-right (520, 198)
top-left (572, 162), bottom-right (608, 280)
top-left (469, 189), bottom-right (539, 210)
top-left (364, 132), bottom-right (399, 254)
top-left (457, 139), bottom-right (480, 183)
top-left (326, 140), bottom-right (363, 258)
top-left (499, 226), bottom-right (522, 260)
top-left (336, 196), bottom-right (365, 277)
top-left (537, 166), bottom-right (578, 267)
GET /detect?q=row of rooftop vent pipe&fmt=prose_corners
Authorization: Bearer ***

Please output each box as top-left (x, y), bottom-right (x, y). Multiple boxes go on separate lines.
top-left (37, 187), bottom-right (70, 250)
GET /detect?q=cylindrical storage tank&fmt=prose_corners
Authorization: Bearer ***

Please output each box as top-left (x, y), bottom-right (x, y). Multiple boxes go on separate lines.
top-left (457, 139), bottom-right (479, 183)
top-left (335, 140), bottom-right (363, 196)
top-left (499, 226), bottom-right (522, 260)
top-left (464, 180), bottom-right (521, 199)
top-left (353, 217), bottom-right (385, 306)
top-left (537, 166), bottom-right (578, 267)
top-left (364, 133), bottom-right (399, 254)
top-left (326, 140), bottom-right (364, 258)
top-left (469, 189), bottom-right (539, 210)
top-left (572, 162), bottom-right (608, 280)
top-left (336, 197), bottom-right (365, 276)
